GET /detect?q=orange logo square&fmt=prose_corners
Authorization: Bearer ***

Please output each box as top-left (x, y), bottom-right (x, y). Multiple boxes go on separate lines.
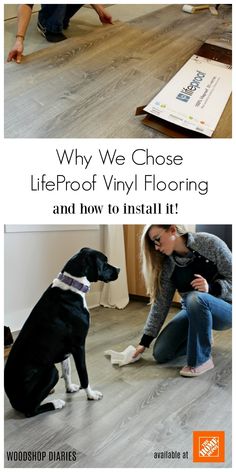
top-left (193, 431), bottom-right (225, 462)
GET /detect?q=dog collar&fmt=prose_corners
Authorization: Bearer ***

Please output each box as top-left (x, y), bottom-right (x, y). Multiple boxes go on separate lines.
top-left (58, 273), bottom-right (90, 293)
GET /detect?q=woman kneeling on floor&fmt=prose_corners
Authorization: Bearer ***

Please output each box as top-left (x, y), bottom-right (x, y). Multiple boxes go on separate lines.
top-left (133, 225), bottom-right (232, 377)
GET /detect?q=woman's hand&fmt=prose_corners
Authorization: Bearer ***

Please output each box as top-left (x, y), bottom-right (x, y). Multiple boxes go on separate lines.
top-left (98, 10), bottom-right (113, 24)
top-left (7, 38), bottom-right (24, 63)
top-left (91, 5), bottom-right (113, 24)
top-left (191, 274), bottom-right (209, 292)
top-left (132, 345), bottom-right (146, 358)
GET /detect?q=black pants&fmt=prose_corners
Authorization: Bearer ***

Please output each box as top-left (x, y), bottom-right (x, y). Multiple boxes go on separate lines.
top-left (38, 4), bottom-right (84, 33)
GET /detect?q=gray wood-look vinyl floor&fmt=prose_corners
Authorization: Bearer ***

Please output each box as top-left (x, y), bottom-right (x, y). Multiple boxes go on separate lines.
top-left (4, 301), bottom-right (232, 468)
top-left (4, 4), bottom-right (232, 138)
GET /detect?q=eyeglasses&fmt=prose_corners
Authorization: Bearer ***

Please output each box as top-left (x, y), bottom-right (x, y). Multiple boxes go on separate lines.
top-left (150, 228), bottom-right (166, 246)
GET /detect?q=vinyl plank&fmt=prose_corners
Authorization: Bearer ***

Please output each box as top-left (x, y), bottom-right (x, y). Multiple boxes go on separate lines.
top-left (5, 23), bottom-right (152, 137)
top-left (5, 23), bottom-right (131, 95)
top-left (68, 368), bottom-right (231, 467)
top-left (6, 68), bottom-right (163, 138)
top-left (4, 5), bottom-right (232, 138)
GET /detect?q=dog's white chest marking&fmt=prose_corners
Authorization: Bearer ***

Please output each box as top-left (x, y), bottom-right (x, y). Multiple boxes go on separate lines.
top-left (52, 272), bottom-right (89, 309)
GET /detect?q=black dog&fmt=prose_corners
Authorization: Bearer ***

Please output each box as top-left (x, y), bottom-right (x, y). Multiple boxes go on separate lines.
top-left (5, 248), bottom-right (120, 417)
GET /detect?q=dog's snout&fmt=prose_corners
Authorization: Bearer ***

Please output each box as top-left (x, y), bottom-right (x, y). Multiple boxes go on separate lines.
top-left (117, 268), bottom-right (121, 274)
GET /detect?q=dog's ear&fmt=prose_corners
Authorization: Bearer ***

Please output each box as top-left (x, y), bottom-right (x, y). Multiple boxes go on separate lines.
top-left (62, 251), bottom-right (86, 277)
top-left (80, 250), bottom-right (104, 282)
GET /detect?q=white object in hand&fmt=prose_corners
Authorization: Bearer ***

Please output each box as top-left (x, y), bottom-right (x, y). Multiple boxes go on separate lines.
top-left (104, 345), bottom-right (141, 366)
top-left (182, 4), bottom-right (209, 14)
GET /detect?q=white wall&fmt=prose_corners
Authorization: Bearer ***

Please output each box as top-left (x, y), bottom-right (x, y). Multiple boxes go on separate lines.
top-left (4, 225), bottom-right (104, 331)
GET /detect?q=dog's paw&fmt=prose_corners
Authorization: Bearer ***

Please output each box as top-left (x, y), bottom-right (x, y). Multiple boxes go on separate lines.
top-left (51, 399), bottom-right (66, 410)
top-left (87, 390), bottom-right (103, 401)
top-left (85, 385), bottom-right (103, 401)
top-left (66, 384), bottom-right (80, 393)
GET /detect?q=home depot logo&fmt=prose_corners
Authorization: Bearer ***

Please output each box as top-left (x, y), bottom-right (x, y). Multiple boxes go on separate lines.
top-left (176, 70), bottom-right (206, 102)
top-left (193, 431), bottom-right (225, 462)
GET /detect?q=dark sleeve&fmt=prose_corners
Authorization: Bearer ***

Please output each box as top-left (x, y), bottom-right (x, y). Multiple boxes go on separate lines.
top-left (140, 334), bottom-right (155, 348)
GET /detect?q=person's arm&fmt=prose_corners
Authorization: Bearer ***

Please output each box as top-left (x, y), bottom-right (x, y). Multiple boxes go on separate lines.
top-left (133, 267), bottom-right (176, 358)
top-left (91, 4), bottom-right (113, 24)
top-left (189, 233), bottom-right (232, 301)
top-left (212, 239), bottom-right (232, 301)
top-left (7, 4), bottom-right (33, 63)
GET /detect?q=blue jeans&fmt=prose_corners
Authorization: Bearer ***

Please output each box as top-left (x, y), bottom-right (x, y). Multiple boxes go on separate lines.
top-left (153, 292), bottom-right (232, 367)
top-left (38, 5), bottom-right (84, 33)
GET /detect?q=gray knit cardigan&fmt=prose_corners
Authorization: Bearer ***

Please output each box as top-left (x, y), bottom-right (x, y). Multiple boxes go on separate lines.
top-left (143, 232), bottom-right (232, 339)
